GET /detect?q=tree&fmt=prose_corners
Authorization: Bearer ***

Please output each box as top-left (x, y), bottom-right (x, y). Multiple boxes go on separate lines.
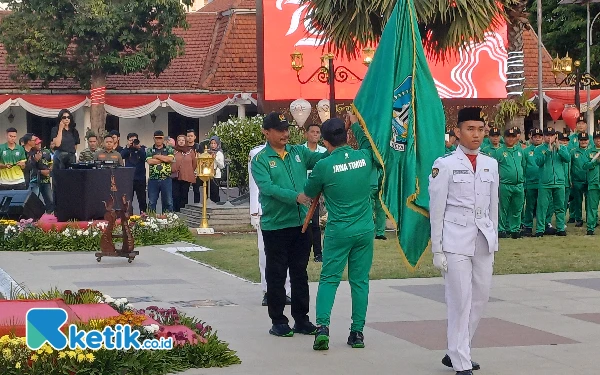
top-left (0, 0), bottom-right (192, 135)
top-left (300, 0), bottom-right (519, 61)
top-left (528, 0), bottom-right (600, 79)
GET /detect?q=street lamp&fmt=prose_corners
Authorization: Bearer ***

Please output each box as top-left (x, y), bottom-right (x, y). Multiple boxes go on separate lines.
top-left (291, 47), bottom-right (375, 120)
top-left (552, 53), bottom-right (599, 114)
top-left (195, 151), bottom-right (215, 235)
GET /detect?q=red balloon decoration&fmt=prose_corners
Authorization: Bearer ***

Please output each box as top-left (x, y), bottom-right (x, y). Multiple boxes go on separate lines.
top-left (548, 99), bottom-right (565, 122)
top-left (562, 106), bottom-right (580, 130)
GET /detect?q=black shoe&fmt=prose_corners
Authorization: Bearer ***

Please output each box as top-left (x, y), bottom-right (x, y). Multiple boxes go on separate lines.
top-left (314, 255), bottom-right (322, 263)
top-left (375, 235), bottom-right (387, 240)
top-left (510, 232), bottom-right (521, 239)
top-left (545, 227), bottom-right (557, 235)
top-left (456, 371), bottom-right (473, 375)
top-left (522, 228), bottom-right (533, 237)
top-left (498, 231), bottom-right (508, 238)
top-left (293, 320), bottom-right (318, 335)
top-left (347, 331), bottom-right (365, 348)
top-left (535, 233), bottom-right (544, 237)
top-left (262, 294), bottom-right (268, 306)
top-left (442, 354), bottom-right (480, 371)
top-left (269, 323), bottom-right (294, 337)
top-left (556, 231), bottom-right (567, 236)
top-left (285, 295), bottom-right (292, 305)
top-left (313, 326), bottom-right (329, 350)
top-left (587, 230), bottom-right (595, 236)
top-left (576, 221), bottom-right (584, 227)
top-left (568, 218), bottom-right (576, 223)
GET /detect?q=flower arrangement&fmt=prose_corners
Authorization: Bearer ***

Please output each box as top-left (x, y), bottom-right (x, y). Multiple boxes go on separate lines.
top-left (0, 213), bottom-right (192, 252)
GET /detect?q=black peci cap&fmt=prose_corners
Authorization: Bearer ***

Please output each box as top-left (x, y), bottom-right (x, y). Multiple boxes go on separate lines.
top-left (457, 107), bottom-right (486, 124)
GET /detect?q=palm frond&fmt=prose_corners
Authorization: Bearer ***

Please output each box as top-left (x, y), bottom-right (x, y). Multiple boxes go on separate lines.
top-left (301, 0), bottom-right (517, 62)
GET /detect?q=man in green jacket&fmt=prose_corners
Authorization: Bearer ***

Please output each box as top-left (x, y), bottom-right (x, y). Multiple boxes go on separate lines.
top-left (523, 128), bottom-right (546, 236)
top-left (305, 117), bottom-right (376, 351)
top-left (570, 132), bottom-right (590, 227)
top-left (445, 130), bottom-right (457, 155)
top-left (583, 131), bottom-right (600, 235)
top-left (481, 127), bottom-right (501, 156)
top-left (489, 128), bottom-right (525, 239)
top-left (251, 112), bottom-right (326, 337)
top-left (534, 127), bottom-right (570, 237)
top-left (569, 116), bottom-right (589, 150)
top-left (559, 132), bottom-right (572, 227)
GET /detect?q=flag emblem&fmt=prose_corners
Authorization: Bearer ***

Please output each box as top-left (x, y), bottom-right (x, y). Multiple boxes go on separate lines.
top-left (390, 76), bottom-right (412, 152)
top-left (432, 168), bottom-right (439, 178)
top-left (269, 160), bottom-right (276, 168)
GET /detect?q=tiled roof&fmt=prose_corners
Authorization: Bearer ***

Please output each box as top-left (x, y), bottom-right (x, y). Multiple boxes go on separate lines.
top-left (200, 0), bottom-right (255, 12)
top-left (523, 29), bottom-right (560, 90)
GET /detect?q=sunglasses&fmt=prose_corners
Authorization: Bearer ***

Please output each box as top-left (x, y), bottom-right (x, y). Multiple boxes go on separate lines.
top-left (62, 115), bottom-right (71, 119)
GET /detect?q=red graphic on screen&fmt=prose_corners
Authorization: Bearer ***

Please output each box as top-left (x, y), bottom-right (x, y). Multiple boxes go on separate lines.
top-left (262, 0), bottom-right (508, 100)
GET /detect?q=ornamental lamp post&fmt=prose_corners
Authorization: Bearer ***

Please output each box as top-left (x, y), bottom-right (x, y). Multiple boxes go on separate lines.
top-left (290, 47), bottom-right (375, 120)
top-left (195, 151), bottom-right (215, 235)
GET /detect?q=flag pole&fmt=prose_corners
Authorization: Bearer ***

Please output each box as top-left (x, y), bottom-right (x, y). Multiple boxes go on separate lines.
top-left (302, 194), bottom-right (320, 233)
top-left (538, 0), bottom-right (544, 130)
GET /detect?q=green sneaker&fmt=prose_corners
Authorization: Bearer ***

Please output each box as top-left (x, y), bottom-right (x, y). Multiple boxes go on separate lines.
top-left (347, 331), bottom-right (365, 348)
top-left (313, 326), bottom-right (329, 350)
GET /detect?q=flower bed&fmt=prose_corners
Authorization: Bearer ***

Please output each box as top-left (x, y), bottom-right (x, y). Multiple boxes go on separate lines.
top-left (0, 213), bottom-right (193, 252)
top-left (0, 289), bottom-right (241, 374)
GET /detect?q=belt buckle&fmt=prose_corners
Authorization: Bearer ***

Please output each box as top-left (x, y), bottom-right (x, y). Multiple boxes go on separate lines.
top-left (475, 208), bottom-right (482, 219)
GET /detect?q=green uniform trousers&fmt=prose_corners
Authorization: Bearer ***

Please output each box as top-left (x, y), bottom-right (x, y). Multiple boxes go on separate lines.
top-left (316, 231), bottom-right (374, 332)
top-left (499, 184), bottom-right (525, 234)
top-left (536, 187), bottom-right (566, 234)
top-left (524, 189), bottom-right (552, 230)
top-left (565, 187), bottom-right (571, 218)
top-left (571, 182), bottom-right (586, 222)
top-left (586, 189), bottom-right (600, 232)
top-left (371, 189), bottom-right (386, 237)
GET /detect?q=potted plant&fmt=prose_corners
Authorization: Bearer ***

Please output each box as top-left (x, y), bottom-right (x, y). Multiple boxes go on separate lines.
top-left (494, 92), bottom-right (537, 129)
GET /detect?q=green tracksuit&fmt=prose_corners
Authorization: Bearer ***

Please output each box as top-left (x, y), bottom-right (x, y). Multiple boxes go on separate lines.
top-left (489, 145), bottom-right (525, 234)
top-left (444, 145), bottom-right (456, 155)
top-left (568, 132), bottom-right (585, 151)
top-left (370, 167), bottom-right (386, 237)
top-left (523, 145), bottom-right (552, 230)
top-left (481, 144), bottom-right (501, 157)
top-left (304, 122), bottom-right (376, 332)
top-left (583, 147), bottom-right (600, 232)
top-left (251, 143), bottom-right (327, 230)
top-left (534, 143), bottom-right (570, 234)
top-left (563, 150), bottom-right (572, 223)
top-left (571, 147), bottom-right (589, 222)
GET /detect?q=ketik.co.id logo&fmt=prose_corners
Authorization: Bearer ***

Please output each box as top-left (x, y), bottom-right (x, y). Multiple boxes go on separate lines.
top-left (26, 308), bottom-right (173, 350)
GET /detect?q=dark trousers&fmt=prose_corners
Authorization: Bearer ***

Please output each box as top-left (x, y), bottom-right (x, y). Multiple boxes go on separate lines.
top-left (310, 203), bottom-right (322, 257)
top-left (192, 178), bottom-right (202, 204)
top-left (148, 178), bottom-right (173, 213)
top-left (133, 180), bottom-right (147, 213)
top-left (172, 179), bottom-right (191, 212)
top-left (262, 226), bottom-right (311, 325)
top-left (209, 178), bottom-right (221, 203)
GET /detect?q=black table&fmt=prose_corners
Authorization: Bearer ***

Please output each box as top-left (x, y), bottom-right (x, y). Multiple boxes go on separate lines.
top-left (54, 168), bottom-right (135, 222)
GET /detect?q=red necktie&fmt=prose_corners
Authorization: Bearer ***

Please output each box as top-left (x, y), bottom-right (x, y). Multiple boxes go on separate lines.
top-left (466, 154), bottom-right (477, 172)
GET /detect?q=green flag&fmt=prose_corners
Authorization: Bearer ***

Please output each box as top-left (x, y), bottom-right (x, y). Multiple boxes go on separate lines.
top-left (352, 0), bottom-right (445, 269)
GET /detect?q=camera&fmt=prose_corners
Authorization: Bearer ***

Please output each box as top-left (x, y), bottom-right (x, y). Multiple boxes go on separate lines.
top-left (133, 139), bottom-right (140, 145)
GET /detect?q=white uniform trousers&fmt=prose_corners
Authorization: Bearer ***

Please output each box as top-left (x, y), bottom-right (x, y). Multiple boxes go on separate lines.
top-left (444, 230), bottom-right (494, 372)
top-left (258, 225), bottom-right (291, 296)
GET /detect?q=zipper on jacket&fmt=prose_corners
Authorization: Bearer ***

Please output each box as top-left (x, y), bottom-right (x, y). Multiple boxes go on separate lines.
top-left (281, 154), bottom-right (302, 222)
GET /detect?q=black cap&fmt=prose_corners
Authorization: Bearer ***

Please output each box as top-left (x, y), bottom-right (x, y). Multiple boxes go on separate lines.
top-left (531, 128), bottom-right (543, 136)
top-left (109, 130), bottom-right (120, 137)
top-left (263, 112), bottom-right (291, 130)
top-left (457, 107), bottom-right (486, 124)
top-left (511, 126), bottom-right (521, 134)
top-left (594, 130), bottom-right (600, 139)
top-left (153, 130), bottom-right (164, 137)
top-left (321, 118), bottom-right (346, 142)
top-left (558, 133), bottom-right (569, 141)
top-left (504, 128), bottom-right (518, 137)
top-left (447, 130), bottom-right (456, 137)
top-left (578, 132), bottom-right (590, 141)
top-left (578, 115), bottom-right (586, 123)
top-left (544, 127), bottom-right (556, 136)
top-left (489, 127), bottom-right (501, 136)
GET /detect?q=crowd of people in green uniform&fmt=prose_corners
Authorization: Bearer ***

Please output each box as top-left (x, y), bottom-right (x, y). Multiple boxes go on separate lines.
top-left (444, 115), bottom-right (600, 237)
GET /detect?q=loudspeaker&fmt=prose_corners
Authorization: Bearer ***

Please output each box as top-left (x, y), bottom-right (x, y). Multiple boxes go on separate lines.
top-left (0, 190), bottom-right (45, 220)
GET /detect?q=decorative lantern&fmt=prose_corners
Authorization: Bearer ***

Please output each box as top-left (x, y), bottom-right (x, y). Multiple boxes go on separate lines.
top-left (547, 99), bottom-right (565, 122)
top-left (195, 151), bottom-right (215, 234)
top-left (291, 50), bottom-right (304, 72)
top-left (290, 98), bottom-right (312, 128)
top-left (317, 99), bottom-right (330, 123)
top-left (562, 105), bottom-right (580, 131)
top-left (362, 47), bottom-right (375, 66)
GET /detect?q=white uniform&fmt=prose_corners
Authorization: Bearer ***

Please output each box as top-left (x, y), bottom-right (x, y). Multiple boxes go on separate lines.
top-left (248, 144), bottom-right (291, 296)
top-left (428, 146), bottom-right (499, 372)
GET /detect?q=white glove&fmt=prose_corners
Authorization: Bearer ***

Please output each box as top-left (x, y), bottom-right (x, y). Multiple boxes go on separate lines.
top-left (250, 215), bottom-right (260, 230)
top-left (433, 252), bottom-right (448, 273)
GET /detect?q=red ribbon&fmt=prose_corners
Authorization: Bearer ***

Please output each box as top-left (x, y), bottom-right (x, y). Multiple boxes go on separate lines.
top-left (90, 87), bottom-right (106, 106)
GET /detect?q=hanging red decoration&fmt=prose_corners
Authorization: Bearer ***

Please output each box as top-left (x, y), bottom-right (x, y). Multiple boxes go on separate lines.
top-left (562, 106), bottom-right (580, 130)
top-left (548, 99), bottom-right (565, 122)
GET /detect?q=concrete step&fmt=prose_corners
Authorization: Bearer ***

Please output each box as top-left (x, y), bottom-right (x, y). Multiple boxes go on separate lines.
top-left (181, 206), bottom-right (249, 215)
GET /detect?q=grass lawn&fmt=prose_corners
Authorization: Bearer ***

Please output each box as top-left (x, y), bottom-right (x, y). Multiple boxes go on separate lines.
top-left (187, 223), bottom-right (600, 282)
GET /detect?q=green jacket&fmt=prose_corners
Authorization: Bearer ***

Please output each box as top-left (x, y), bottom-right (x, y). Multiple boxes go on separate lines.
top-left (534, 143), bottom-right (571, 188)
top-left (444, 145), bottom-right (456, 155)
top-left (489, 145), bottom-right (525, 185)
top-left (523, 144), bottom-right (540, 188)
top-left (481, 144), bottom-right (501, 157)
top-left (568, 132), bottom-right (588, 151)
top-left (563, 153), bottom-right (571, 187)
top-left (571, 147), bottom-right (589, 183)
top-left (251, 143), bottom-right (327, 230)
top-left (583, 147), bottom-right (600, 190)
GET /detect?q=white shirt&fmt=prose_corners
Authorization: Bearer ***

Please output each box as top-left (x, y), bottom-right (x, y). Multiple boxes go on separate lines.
top-left (248, 143), bottom-right (266, 215)
top-left (303, 142), bottom-right (327, 177)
